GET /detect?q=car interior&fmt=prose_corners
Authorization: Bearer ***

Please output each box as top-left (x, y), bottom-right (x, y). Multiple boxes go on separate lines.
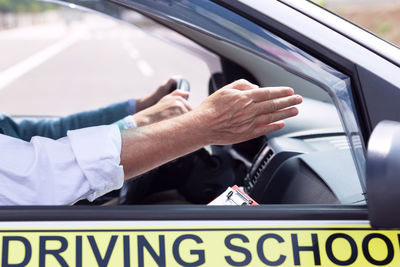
top-left (78, 2), bottom-right (366, 207)
top-left (4, 0), bottom-right (365, 207)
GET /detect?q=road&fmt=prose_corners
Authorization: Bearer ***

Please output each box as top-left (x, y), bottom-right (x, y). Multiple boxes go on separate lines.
top-left (0, 13), bottom-right (210, 116)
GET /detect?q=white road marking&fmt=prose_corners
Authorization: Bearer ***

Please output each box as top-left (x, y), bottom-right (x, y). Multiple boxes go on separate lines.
top-left (136, 59), bottom-right (154, 77)
top-left (122, 40), bottom-right (154, 76)
top-left (122, 40), bottom-right (140, 59)
top-left (0, 34), bottom-right (80, 91)
top-left (129, 50), bottom-right (140, 59)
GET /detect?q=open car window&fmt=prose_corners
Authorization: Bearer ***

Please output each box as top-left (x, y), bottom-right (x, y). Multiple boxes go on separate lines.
top-left (1, 0), bottom-right (367, 206)
top-left (46, 0), bottom-right (366, 206)
top-left (309, 0), bottom-right (400, 49)
top-left (0, 1), bottom-right (210, 117)
top-left (4, 2), bottom-right (400, 266)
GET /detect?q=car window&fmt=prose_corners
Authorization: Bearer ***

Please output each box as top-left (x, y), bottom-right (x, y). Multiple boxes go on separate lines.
top-left (0, 1), bottom-right (210, 117)
top-left (1, 0), bottom-right (366, 206)
top-left (91, 0), bottom-right (365, 204)
top-left (310, 0), bottom-right (400, 48)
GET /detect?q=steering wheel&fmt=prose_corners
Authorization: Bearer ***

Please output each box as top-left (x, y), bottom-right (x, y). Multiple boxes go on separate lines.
top-left (91, 78), bottom-right (245, 205)
top-left (175, 78), bottom-right (190, 99)
top-left (118, 78), bottom-right (250, 205)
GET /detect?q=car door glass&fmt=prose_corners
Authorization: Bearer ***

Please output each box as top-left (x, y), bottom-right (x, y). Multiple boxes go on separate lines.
top-left (0, 1), bottom-right (210, 117)
top-left (90, 0), bottom-right (366, 204)
top-left (310, 0), bottom-right (400, 48)
top-left (1, 0), bottom-right (366, 206)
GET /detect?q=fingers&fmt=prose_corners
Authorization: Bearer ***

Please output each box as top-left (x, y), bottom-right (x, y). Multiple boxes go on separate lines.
top-left (253, 94), bottom-right (302, 115)
top-left (253, 107), bottom-right (299, 126)
top-left (163, 79), bottom-right (176, 93)
top-left (170, 89), bottom-right (190, 99)
top-left (160, 75), bottom-right (182, 95)
top-left (164, 94), bottom-right (192, 113)
top-left (178, 97), bottom-right (192, 112)
top-left (245, 87), bottom-right (294, 102)
top-left (166, 75), bottom-right (181, 87)
top-left (251, 121), bottom-right (286, 137)
top-left (168, 90), bottom-right (192, 111)
top-left (171, 99), bottom-right (192, 116)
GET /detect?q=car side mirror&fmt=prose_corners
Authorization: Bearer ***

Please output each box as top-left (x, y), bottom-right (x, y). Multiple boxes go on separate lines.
top-left (367, 120), bottom-right (400, 228)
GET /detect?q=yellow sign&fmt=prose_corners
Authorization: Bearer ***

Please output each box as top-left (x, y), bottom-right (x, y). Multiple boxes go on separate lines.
top-left (0, 225), bottom-right (399, 266)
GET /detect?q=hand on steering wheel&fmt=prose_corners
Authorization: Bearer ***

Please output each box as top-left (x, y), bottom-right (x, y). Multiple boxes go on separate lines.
top-left (132, 78), bottom-right (192, 127)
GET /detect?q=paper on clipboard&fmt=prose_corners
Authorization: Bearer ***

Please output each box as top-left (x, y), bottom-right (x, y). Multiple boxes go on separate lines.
top-left (208, 185), bottom-right (259, 206)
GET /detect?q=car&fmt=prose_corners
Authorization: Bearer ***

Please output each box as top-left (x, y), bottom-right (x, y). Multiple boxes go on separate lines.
top-left (1, 0), bottom-right (400, 266)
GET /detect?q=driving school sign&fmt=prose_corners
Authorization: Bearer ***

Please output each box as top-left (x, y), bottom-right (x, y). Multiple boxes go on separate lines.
top-left (0, 223), bottom-right (398, 266)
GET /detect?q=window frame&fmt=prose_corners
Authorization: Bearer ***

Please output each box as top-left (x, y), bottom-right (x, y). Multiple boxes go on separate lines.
top-left (0, 0), bottom-right (370, 221)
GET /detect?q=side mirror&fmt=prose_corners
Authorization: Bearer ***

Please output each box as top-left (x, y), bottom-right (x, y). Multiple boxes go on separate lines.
top-left (367, 120), bottom-right (400, 228)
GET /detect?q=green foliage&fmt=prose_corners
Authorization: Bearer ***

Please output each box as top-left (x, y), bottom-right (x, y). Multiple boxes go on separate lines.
top-left (0, 0), bottom-right (57, 13)
top-left (377, 21), bottom-right (393, 34)
top-left (310, 0), bottom-right (327, 8)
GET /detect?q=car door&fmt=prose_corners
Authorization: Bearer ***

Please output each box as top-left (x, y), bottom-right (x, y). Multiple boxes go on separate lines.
top-left (1, 0), bottom-right (399, 266)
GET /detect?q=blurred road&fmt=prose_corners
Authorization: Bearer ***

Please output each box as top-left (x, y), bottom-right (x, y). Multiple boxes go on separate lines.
top-left (0, 13), bottom-right (210, 116)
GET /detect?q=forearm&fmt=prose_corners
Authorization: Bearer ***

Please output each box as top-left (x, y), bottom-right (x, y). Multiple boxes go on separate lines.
top-left (120, 112), bottom-right (205, 178)
top-left (120, 81), bottom-right (302, 179)
top-left (12, 101), bottom-right (132, 141)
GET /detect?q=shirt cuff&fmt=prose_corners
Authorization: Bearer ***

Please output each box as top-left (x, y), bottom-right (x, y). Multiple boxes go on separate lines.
top-left (126, 99), bottom-right (136, 115)
top-left (114, 115), bottom-right (137, 130)
top-left (67, 125), bottom-right (124, 201)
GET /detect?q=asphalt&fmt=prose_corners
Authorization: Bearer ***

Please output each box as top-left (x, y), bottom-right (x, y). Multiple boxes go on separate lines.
top-left (0, 13), bottom-right (209, 116)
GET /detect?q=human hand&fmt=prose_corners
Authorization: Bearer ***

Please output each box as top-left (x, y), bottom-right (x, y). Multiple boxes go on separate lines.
top-left (132, 89), bottom-right (191, 127)
top-left (120, 80), bottom-right (301, 178)
top-left (136, 76), bottom-right (181, 112)
top-left (190, 79), bottom-right (302, 145)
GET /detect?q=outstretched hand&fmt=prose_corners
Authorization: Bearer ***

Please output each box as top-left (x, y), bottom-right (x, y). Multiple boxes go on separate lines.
top-left (190, 79), bottom-right (302, 145)
top-left (121, 79), bottom-right (302, 178)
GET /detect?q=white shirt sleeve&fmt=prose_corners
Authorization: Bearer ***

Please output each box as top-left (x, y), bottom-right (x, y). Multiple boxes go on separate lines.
top-left (114, 115), bottom-right (137, 130)
top-left (0, 125), bottom-right (124, 205)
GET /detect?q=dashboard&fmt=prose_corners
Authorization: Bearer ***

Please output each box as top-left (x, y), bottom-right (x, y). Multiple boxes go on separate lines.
top-left (94, 97), bottom-right (365, 206)
top-left (239, 97), bottom-right (365, 205)
top-left (244, 134), bottom-right (364, 204)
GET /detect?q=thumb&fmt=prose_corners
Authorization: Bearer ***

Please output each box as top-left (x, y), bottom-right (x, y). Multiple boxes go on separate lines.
top-left (170, 89), bottom-right (190, 98)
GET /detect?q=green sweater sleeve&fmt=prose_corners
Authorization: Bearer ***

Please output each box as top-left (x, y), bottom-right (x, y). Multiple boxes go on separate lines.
top-left (1, 100), bottom-right (132, 141)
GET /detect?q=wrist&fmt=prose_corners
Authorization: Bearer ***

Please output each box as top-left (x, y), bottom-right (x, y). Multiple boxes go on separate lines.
top-left (178, 111), bottom-right (211, 147)
top-left (131, 113), bottom-right (149, 127)
top-left (115, 115), bottom-right (137, 130)
top-left (135, 97), bottom-right (147, 112)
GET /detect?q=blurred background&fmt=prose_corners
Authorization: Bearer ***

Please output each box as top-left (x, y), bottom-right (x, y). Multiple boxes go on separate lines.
top-left (0, 0), bottom-right (210, 116)
top-left (312, 0), bottom-right (400, 45)
top-left (0, 0), bottom-right (398, 116)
